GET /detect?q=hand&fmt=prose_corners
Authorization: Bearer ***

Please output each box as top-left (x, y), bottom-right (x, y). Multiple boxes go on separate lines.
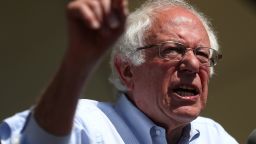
top-left (66, 0), bottom-right (128, 63)
top-left (33, 0), bottom-right (128, 136)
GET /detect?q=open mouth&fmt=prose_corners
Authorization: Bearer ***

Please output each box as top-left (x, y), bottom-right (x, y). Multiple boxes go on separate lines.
top-left (172, 84), bottom-right (199, 97)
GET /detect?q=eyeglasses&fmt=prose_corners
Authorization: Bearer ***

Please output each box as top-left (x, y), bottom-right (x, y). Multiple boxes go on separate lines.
top-left (135, 41), bottom-right (222, 67)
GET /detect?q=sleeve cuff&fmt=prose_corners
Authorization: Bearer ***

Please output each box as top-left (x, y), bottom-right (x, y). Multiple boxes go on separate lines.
top-left (21, 114), bottom-right (71, 144)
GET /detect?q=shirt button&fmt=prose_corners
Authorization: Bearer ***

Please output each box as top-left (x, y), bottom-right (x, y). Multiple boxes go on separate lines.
top-left (155, 129), bottom-right (161, 136)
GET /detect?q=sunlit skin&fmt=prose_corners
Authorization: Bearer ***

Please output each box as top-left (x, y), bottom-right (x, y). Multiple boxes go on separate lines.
top-left (117, 6), bottom-right (211, 143)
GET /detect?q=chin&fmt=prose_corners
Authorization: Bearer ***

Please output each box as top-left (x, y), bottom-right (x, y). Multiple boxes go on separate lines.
top-left (172, 105), bottom-right (202, 123)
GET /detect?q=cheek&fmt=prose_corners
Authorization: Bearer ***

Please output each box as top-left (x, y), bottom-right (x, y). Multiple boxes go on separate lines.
top-left (155, 64), bottom-right (178, 110)
top-left (199, 67), bottom-right (210, 106)
top-left (139, 61), bottom-right (176, 84)
top-left (161, 67), bottom-right (177, 93)
top-left (200, 66), bottom-right (210, 86)
top-left (132, 63), bottom-right (166, 99)
top-left (133, 62), bottom-right (177, 104)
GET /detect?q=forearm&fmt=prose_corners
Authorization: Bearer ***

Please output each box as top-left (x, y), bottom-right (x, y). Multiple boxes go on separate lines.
top-left (33, 52), bottom-right (97, 136)
top-left (30, 0), bottom-right (127, 138)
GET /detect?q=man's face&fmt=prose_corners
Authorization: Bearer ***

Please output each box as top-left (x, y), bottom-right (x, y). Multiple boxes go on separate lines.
top-left (130, 7), bottom-right (211, 129)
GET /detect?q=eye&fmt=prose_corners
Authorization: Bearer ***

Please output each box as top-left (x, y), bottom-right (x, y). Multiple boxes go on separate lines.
top-left (195, 48), bottom-right (210, 59)
top-left (159, 44), bottom-right (184, 58)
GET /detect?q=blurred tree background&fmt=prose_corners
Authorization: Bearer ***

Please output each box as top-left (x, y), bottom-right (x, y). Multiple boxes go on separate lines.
top-left (0, 0), bottom-right (255, 143)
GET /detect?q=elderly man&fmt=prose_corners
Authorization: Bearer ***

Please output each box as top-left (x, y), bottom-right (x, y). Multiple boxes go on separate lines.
top-left (0, 0), bottom-right (238, 143)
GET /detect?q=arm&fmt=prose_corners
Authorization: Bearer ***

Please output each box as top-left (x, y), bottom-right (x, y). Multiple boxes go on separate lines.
top-left (33, 0), bottom-right (128, 136)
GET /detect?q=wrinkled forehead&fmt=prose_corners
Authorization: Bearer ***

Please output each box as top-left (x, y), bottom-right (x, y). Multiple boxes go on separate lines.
top-left (145, 6), bottom-right (209, 45)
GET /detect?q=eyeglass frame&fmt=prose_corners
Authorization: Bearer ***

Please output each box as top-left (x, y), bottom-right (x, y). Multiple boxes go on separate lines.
top-left (135, 40), bottom-right (222, 67)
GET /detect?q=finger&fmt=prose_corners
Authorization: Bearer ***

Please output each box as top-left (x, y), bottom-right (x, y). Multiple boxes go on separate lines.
top-left (120, 0), bottom-right (129, 17)
top-left (87, 0), bottom-right (103, 23)
top-left (80, 4), bottom-right (101, 29)
top-left (101, 0), bottom-right (111, 15)
top-left (100, 0), bottom-right (119, 29)
top-left (105, 0), bottom-right (122, 29)
top-left (68, 2), bottom-right (101, 29)
top-left (112, 0), bottom-right (128, 17)
top-left (115, 0), bottom-right (129, 23)
top-left (108, 0), bottom-right (128, 29)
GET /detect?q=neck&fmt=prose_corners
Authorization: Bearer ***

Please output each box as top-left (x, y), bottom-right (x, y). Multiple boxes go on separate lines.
top-left (166, 126), bottom-right (185, 144)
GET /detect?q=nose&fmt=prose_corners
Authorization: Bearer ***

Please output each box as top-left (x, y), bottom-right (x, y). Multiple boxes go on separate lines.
top-left (178, 51), bottom-right (200, 74)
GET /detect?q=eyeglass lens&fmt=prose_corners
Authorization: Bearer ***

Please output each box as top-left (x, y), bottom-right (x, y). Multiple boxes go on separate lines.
top-left (158, 42), bottom-right (218, 66)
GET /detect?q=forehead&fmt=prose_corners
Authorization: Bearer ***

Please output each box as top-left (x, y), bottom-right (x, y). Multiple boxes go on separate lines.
top-left (145, 6), bottom-right (210, 46)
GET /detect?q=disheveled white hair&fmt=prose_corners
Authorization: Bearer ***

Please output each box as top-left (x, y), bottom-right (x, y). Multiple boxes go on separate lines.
top-left (109, 0), bottom-right (219, 91)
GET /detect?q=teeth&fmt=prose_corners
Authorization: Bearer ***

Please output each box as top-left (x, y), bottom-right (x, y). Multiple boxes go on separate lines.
top-left (179, 85), bottom-right (194, 91)
top-left (173, 84), bottom-right (199, 96)
top-left (177, 91), bottom-right (194, 96)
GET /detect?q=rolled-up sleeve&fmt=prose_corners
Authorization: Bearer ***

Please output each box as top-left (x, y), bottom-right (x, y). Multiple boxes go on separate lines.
top-left (0, 111), bottom-right (72, 144)
top-left (20, 115), bottom-right (71, 144)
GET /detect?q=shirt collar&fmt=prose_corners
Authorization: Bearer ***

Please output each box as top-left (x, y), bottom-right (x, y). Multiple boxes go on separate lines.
top-left (115, 93), bottom-right (200, 143)
top-left (115, 93), bottom-right (156, 144)
top-left (189, 122), bottom-right (200, 142)
top-left (178, 123), bottom-right (200, 143)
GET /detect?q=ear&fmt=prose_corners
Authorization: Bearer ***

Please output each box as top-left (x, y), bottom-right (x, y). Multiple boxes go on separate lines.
top-left (114, 56), bottom-right (134, 91)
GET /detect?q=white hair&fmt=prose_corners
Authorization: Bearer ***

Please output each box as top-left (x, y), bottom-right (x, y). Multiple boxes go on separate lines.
top-left (109, 0), bottom-right (219, 91)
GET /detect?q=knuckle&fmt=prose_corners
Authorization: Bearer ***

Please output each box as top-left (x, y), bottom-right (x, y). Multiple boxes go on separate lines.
top-left (90, 0), bottom-right (99, 6)
top-left (66, 1), bottom-right (80, 11)
top-left (88, 0), bottom-right (100, 10)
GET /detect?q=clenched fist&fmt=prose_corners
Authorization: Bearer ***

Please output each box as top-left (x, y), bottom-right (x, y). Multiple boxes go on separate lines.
top-left (66, 0), bottom-right (128, 64)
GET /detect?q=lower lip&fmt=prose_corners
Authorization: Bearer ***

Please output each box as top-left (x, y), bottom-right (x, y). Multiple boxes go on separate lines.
top-left (173, 92), bottom-right (199, 102)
